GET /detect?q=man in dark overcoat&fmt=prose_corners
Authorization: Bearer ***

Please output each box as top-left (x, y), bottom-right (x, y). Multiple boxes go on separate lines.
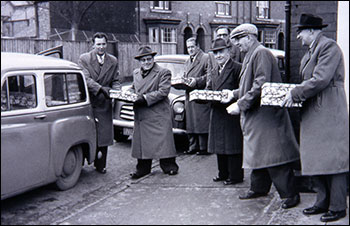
top-left (207, 38), bottom-right (244, 185)
top-left (283, 14), bottom-right (349, 222)
top-left (223, 23), bottom-right (300, 209)
top-left (128, 46), bottom-right (179, 179)
top-left (184, 37), bottom-right (211, 155)
top-left (78, 32), bottom-right (121, 174)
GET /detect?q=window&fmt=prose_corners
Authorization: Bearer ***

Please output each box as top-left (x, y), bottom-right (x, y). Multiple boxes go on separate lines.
top-left (44, 73), bottom-right (86, 107)
top-left (161, 28), bottom-right (177, 43)
top-left (264, 30), bottom-right (276, 48)
top-left (149, 27), bottom-right (159, 43)
top-left (150, 1), bottom-right (170, 11)
top-left (256, 1), bottom-right (270, 19)
top-left (1, 74), bottom-right (37, 111)
top-left (215, 1), bottom-right (231, 16)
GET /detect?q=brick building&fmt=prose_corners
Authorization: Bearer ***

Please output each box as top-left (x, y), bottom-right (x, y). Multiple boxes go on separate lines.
top-left (138, 1), bottom-right (285, 53)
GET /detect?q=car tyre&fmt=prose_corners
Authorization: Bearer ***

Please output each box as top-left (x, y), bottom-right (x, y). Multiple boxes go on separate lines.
top-left (56, 146), bottom-right (83, 190)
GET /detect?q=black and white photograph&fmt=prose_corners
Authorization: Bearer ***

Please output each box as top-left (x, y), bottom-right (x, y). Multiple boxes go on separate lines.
top-left (1, 1), bottom-right (349, 225)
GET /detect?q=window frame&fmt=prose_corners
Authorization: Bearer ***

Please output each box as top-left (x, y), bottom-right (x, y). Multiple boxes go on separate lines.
top-left (215, 1), bottom-right (232, 18)
top-left (150, 1), bottom-right (171, 13)
top-left (256, 1), bottom-right (270, 20)
top-left (160, 27), bottom-right (177, 44)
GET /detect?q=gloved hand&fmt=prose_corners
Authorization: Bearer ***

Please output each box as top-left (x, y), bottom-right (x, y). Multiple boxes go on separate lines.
top-left (134, 94), bottom-right (147, 106)
top-left (100, 86), bottom-right (111, 99)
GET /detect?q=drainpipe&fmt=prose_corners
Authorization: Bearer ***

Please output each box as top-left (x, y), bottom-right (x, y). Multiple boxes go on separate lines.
top-left (285, 0), bottom-right (291, 83)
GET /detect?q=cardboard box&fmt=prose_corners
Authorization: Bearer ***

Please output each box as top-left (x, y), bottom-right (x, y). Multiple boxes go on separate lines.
top-left (189, 90), bottom-right (228, 102)
top-left (110, 89), bottom-right (138, 102)
top-left (261, 82), bottom-right (302, 107)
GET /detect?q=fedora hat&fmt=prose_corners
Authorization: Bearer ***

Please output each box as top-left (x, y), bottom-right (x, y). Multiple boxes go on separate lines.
top-left (134, 45), bottom-right (157, 59)
top-left (210, 38), bottom-right (230, 52)
top-left (294, 13), bottom-right (328, 31)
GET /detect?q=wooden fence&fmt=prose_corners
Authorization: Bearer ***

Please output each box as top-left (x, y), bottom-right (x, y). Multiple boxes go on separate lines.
top-left (1, 38), bottom-right (177, 81)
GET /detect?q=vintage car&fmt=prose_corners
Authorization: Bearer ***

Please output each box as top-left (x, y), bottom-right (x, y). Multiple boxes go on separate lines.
top-left (113, 49), bottom-right (285, 147)
top-left (1, 52), bottom-right (97, 200)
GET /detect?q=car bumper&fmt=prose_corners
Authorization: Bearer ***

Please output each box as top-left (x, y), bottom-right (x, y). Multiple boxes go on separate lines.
top-left (113, 119), bottom-right (187, 135)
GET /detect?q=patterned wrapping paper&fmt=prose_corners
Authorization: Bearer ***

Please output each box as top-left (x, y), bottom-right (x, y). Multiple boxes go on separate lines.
top-left (171, 77), bottom-right (192, 90)
top-left (109, 89), bottom-right (138, 102)
top-left (261, 82), bottom-right (302, 107)
top-left (189, 90), bottom-right (228, 102)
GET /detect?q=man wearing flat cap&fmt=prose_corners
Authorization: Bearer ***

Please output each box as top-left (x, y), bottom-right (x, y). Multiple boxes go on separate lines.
top-left (128, 45), bottom-right (179, 179)
top-left (206, 38), bottom-right (244, 185)
top-left (282, 13), bottom-right (349, 222)
top-left (222, 23), bottom-right (300, 209)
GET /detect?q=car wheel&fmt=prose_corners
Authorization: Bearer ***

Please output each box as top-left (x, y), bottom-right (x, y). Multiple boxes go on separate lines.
top-left (114, 127), bottom-right (129, 142)
top-left (56, 146), bottom-right (83, 190)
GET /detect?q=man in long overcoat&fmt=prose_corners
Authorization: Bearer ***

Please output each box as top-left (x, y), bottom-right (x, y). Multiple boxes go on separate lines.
top-left (223, 24), bottom-right (300, 209)
top-left (78, 32), bottom-right (121, 174)
top-left (283, 14), bottom-right (349, 222)
top-left (184, 37), bottom-right (211, 155)
top-left (207, 38), bottom-right (244, 185)
top-left (128, 46), bottom-right (179, 179)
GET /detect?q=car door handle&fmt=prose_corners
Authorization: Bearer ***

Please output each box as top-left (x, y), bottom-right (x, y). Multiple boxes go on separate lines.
top-left (34, 114), bottom-right (47, 120)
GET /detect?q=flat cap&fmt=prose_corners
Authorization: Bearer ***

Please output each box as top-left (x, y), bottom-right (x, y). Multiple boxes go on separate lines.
top-left (230, 23), bottom-right (258, 39)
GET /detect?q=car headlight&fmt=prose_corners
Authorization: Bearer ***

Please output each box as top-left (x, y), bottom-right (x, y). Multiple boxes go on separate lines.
top-left (173, 101), bottom-right (184, 114)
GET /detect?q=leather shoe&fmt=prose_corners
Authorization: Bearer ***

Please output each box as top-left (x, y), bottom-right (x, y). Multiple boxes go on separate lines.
top-left (239, 190), bottom-right (268, 199)
top-left (168, 170), bottom-right (178, 176)
top-left (223, 178), bottom-right (243, 185)
top-left (303, 206), bottom-right (327, 215)
top-left (213, 176), bottom-right (226, 182)
top-left (320, 210), bottom-right (346, 222)
top-left (184, 149), bottom-right (197, 155)
top-left (196, 150), bottom-right (211, 155)
top-left (130, 172), bottom-right (148, 180)
top-left (96, 168), bottom-right (107, 174)
top-left (282, 194), bottom-right (300, 209)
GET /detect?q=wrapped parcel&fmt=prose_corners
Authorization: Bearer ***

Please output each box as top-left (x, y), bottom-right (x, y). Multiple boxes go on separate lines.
top-left (171, 77), bottom-right (192, 90)
top-left (261, 82), bottom-right (302, 107)
top-left (189, 90), bottom-right (228, 102)
top-left (110, 89), bottom-right (138, 102)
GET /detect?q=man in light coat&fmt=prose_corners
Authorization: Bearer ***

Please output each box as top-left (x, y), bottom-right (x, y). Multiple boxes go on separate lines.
top-left (128, 46), bottom-right (179, 179)
top-left (79, 32), bottom-right (121, 174)
top-left (283, 14), bottom-right (349, 222)
top-left (207, 38), bottom-right (244, 185)
top-left (184, 37), bottom-right (211, 155)
top-left (222, 23), bottom-right (300, 209)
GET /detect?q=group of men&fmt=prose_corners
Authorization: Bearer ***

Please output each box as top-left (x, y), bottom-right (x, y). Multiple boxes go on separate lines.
top-left (78, 13), bottom-right (348, 223)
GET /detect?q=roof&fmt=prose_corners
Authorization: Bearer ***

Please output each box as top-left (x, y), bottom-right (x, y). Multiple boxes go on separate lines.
top-left (1, 52), bottom-right (81, 77)
top-left (268, 48), bottom-right (285, 58)
top-left (154, 54), bottom-right (189, 63)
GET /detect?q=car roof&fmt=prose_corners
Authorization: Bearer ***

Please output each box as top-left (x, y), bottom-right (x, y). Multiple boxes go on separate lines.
top-left (1, 52), bottom-right (81, 77)
top-left (155, 54), bottom-right (189, 63)
top-left (267, 48), bottom-right (285, 58)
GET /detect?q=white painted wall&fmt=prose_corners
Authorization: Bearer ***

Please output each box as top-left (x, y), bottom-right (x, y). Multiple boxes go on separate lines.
top-left (337, 1), bottom-right (349, 110)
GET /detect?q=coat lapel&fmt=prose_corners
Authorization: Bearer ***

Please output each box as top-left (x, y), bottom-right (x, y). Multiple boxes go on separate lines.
top-left (215, 59), bottom-right (234, 90)
top-left (99, 54), bottom-right (113, 79)
top-left (239, 42), bottom-right (261, 80)
top-left (186, 51), bottom-right (203, 76)
top-left (300, 33), bottom-right (323, 77)
top-left (90, 52), bottom-right (101, 75)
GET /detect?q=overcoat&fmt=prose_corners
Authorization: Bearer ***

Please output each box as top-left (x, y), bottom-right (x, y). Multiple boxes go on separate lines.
top-left (130, 63), bottom-right (177, 159)
top-left (235, 41), bottom-right (300, 169)
top-left (79, 51), bottom-right (120, 147)
top-left (291, 33), bottom-right (349, 175)
top-left (207, 58), bottom-right (243, 155)
top-left (184, 50), bottom-right (211, 133)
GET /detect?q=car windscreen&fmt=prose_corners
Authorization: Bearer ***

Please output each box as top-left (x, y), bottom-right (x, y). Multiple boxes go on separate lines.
top-left (157, 62), bottom-right (186, 96)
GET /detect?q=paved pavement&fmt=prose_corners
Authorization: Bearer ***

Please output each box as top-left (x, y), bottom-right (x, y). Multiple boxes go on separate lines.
top-left (55, 152), bottom-right (349, 225)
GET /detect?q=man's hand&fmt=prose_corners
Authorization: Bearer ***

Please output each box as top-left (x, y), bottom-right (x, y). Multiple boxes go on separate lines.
top-left (188, 77), bottom-right (196, 88)
top-left (226, 102), bottom-right (240, 115)
top-left (100, 86), bottom-right (111, 98)
top-left (134, 94), bottom-right (147, 106)
top-left (221, 89), bottom-right (234, 104)
top-left (281, 91), bottom-right (294, 108)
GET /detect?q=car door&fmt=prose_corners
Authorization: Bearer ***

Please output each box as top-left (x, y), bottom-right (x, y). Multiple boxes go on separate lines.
top-left (1, 73), bottom-right (50, 198)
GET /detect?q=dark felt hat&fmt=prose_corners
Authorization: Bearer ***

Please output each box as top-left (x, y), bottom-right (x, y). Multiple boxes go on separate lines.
top-left (210, 38), bottom-right (230, 52)
top-left (134, 45), bottom-right (157, 59)
top-left (294, 13), bottom-right (328, 31)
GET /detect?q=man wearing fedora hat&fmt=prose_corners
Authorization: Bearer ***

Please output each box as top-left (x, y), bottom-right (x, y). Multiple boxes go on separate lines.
top-left (128, 45), bottom-right (179, 179)
top-left (79, 32), bottom-right (121, 174)
top-left (282, 13), bottom-right (349, 222)
top-left (206, 38), bottom-right (244, 185)
top-left (222, 23), bottom-right (300, 209)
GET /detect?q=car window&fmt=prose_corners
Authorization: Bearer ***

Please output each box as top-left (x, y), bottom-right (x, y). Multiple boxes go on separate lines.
top-left (1, 74), bottom-right (37, 111)
top-left (44, 73), bottom-right (86, 107)
top-left (157, 62), bottom-right (186, 80)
